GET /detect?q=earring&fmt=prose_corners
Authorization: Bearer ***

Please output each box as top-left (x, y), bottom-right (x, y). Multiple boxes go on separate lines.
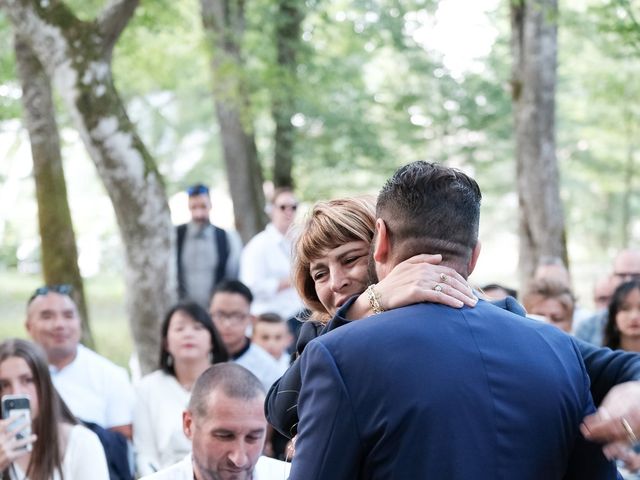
top-left (167, 354), bottom-right (173, 367)
top-left (209, 351), bottom-right (214, 364)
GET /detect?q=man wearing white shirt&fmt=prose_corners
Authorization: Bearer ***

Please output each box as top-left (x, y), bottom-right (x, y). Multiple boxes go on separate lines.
top-left (25, 285), bottom-right (134, 437)
top-left (240, 188), bottom-right (303, 320)
top-left (141, 363), bottom-right (291, 480)
top-left (26, 284), bottom-right (135, 479)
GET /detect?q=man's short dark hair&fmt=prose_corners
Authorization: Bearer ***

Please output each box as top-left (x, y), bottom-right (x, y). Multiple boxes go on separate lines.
top-left (212, 279), bottom-right (254, 304)
top-left (188, 363), bottom-right (265, 418)
top-left (376, 161), bottom-right (481, 272)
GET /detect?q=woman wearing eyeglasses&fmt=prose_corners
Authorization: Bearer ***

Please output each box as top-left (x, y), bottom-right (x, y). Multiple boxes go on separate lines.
top-left (0, 338), bottom-right (109, 480)
top-left (133, 302), bottom-right (228, 476)
top-left (240, 187), bottom-right (305, 321)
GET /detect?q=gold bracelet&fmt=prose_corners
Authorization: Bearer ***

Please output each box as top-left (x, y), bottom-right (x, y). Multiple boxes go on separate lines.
top-left (366, 284), bottom-right (384, 314)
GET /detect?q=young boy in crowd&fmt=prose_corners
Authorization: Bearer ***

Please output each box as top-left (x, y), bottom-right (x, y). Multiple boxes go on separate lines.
top-left (252, 313), bottom-right (293, 376)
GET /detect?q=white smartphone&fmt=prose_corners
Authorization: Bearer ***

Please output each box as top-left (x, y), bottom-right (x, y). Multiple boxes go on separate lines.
top-left (1, 394), bottom-right (32, 452)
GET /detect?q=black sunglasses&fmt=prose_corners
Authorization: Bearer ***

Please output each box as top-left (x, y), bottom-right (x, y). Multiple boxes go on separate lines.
top-left (187, 185), bottom-right (209, 197)
top-left (28, 284), bottom-right (73, 304)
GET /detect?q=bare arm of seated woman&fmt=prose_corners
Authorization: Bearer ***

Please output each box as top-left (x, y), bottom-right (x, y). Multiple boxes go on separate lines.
top-left (345, 253), bottom-right (477, 320)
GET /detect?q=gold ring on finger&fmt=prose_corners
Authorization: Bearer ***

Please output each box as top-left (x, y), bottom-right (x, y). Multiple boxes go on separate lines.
top-left (622, 418), bottom-right (638, 444)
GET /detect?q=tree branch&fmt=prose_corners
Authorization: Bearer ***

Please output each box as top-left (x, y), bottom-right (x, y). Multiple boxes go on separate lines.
top-left (97, 0), bottom-right (139, 58)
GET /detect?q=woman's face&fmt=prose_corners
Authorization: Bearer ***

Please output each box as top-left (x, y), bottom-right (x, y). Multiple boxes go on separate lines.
top-left (615, 287), bottom-right (640, 340)
top-left (529, 297), bottom-right (572, 333)
top-left (0, 356), bottom-right (39, 420)
top-left (310, 240), bottom-right (370, 316)
top-left (166, 311), bottom-right (213, 365)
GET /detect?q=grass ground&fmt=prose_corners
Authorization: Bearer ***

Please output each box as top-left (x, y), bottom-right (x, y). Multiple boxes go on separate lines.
top-left (0, 270), bottom-right (133, 369)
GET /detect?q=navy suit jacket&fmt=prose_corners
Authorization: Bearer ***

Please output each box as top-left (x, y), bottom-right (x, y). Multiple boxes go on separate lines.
top-left (289, 300), bottom-right (616, 480)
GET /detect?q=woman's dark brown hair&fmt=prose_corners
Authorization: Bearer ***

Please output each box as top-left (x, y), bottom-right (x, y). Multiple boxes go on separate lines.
top-left (603, 280), bottom-right (640, 350)
top-left (159, 301), bottom-right (229, 375)
top-left (0, 338), bottom-right (76, 480)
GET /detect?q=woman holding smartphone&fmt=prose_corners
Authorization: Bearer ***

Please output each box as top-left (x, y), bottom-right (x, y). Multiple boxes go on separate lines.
top-left (0, 338), bottom-right (109, 480)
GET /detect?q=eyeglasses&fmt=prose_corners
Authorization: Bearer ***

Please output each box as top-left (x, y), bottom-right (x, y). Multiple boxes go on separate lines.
top-left (187, 185), bottom-right (209, 197)
top-left (210, 311), bottom-right (249, 324)
top-left (28, 284), bottom-right (73, 304)
top-left (276, 203), bottom-right (298, 212)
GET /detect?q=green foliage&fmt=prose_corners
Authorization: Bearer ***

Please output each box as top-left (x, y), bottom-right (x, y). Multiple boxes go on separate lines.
top-left (588, 0), bottom-right (640, 56)
top-left (3, 0), bottom-right (640, 291)
top-left (557, 0), bottom-right (640, 253)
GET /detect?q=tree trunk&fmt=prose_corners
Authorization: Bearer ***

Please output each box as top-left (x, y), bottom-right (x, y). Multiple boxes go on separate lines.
top-left (510, 0), bottom-right (567, 289)
top-left (272, 0), bottom-right (304, 189)
top-left (200, 0), bottom-right (267, 243)
top-left (14, 33), bottom-right (94, 348)
top-left (621, 103), bottom-right (635, 248)
top-left (1, 0), bottom-right (173, 374)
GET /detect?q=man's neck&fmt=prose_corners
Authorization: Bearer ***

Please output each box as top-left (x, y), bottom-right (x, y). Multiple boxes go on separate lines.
top-left (229, 337), bottom-right (251, 359)
top-left (49, 347), bottom-right (79, 370)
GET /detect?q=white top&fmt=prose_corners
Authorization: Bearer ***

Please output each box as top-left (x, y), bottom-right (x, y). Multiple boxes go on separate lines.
top-left (141, 454), bottom-right (291, 480)
top-left (133, 370), bottom-right (192, 476)
top-left (240, 224), bottom-right (303, 319)
top-left (235, 343), bottom-right (283, 392)
top-left (50, 344), bottom-right (134, 428)
top-left (10, 424), bottom-right (109, 480)
top-left (274, 353), bottom-right (291, 377)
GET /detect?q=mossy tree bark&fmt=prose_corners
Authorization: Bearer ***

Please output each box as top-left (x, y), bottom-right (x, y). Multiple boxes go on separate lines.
top-left (14, 32), bottom-right (93, 348)
top-left (272, 0), bottom-right (304, 189)
top-left (200, 0), bottom-right (267, 243)
top-left (510, 0), bottom-right (568, 290)
top-left (1, 0), bottom-right (173, 374)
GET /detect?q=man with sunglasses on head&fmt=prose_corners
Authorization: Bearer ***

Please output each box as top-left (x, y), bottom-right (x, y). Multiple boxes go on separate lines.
top-left (240, 187), bottom-right (304, 321)
top-left (177, 184), bottom-right (243, 310)
top-left (26, 284), bottom-right (135, 479)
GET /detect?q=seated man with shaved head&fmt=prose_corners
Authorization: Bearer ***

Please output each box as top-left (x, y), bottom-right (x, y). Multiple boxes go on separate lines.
top-left (141, 363), bottom-right (290, 480)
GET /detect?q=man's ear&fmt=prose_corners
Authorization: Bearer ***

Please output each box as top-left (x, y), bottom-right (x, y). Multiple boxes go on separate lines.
top-left (373, 219), bottom-right (390, 263)
top-left (468, 241), bottom-right (482, 276)
top-left (25, 314), bottom-right (32, 336)
top-left (183, 410), bottom-right (194, 440)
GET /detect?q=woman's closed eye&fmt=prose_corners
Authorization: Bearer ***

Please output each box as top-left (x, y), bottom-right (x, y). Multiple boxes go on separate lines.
top-left (343, 254), bottom-right (366, 267)
top-left (312, 270), bottom-right (327, 282)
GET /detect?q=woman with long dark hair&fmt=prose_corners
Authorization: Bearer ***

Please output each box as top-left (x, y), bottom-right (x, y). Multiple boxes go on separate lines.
top-left (0, 338), bottom-right (108, 480)
top-left (604, 280), bottom-right (640, 352)
top-left (133, 301), bottom-right (228, 476)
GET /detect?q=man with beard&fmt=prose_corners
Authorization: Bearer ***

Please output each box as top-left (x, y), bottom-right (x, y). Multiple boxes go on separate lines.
top-left (141, 363), bottom-right (290, 480)
top-left (289, 161), bottom-right (616, 479)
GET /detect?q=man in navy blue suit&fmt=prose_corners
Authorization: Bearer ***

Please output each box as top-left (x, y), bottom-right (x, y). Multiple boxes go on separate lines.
top-left (289, 162), bottom-right (616, 479)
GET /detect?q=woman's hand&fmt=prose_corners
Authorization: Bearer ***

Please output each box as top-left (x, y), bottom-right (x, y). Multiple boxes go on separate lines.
top-left (374, 254), bottom-right (477, 310)
top-left (0, 415), bottom-right (36, 470)
top-left (346, 254), bottom-right (477, 320)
